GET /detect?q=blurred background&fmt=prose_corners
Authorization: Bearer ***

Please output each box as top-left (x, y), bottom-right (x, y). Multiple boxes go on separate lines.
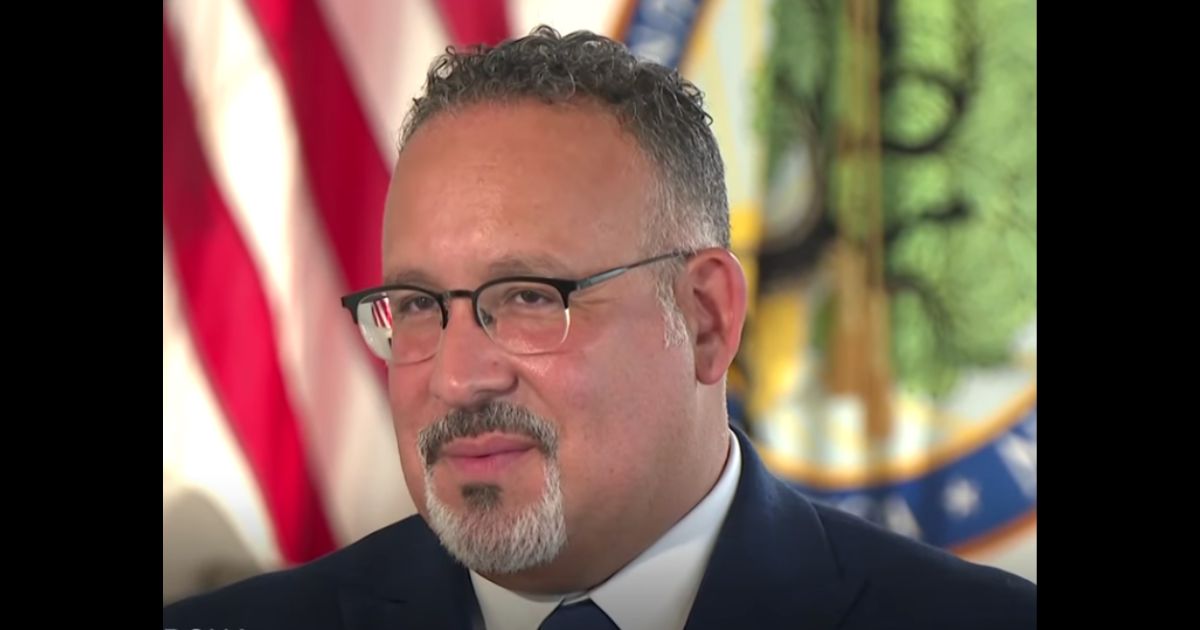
top-left (164, 0), bottom-right (1035, 604)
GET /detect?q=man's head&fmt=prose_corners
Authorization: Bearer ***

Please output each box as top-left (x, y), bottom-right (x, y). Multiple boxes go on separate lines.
top-left (368, 26), bottom-right (747, 591)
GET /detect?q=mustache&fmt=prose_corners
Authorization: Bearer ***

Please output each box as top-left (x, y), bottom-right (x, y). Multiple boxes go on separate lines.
top-left (418, 402), bottom-right (558, 469)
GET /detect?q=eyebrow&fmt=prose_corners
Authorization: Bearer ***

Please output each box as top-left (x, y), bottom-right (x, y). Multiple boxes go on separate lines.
top-left (382, 268), bottom-right (440, 288)
top-left (485, 254), bottom-right (575, 279)
top-left (382, 254), bottom-right (578, 289)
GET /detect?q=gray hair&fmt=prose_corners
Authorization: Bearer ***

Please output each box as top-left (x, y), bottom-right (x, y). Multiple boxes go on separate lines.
top-left (400, 26), bottom-right (732, 346)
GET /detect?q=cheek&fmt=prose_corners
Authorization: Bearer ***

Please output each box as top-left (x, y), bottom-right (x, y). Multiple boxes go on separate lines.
top-left (519, 357), bottom-right (590, 412)
top-left (518, 327), bottom-right (674, 477)
top-left (387, 368), bottom-right (436, 506)
top-left (388, 359), bottom-right (443, 415)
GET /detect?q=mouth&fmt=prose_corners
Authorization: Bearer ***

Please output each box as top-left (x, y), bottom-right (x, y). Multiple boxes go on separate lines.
top-left (437, 433), bottom-right (540, 478)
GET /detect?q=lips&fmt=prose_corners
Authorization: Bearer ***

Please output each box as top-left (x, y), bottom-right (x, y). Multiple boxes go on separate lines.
top-left (441, 434), bottom-right (538, 458)
top-left (439, 433), bottom-right (539, 478)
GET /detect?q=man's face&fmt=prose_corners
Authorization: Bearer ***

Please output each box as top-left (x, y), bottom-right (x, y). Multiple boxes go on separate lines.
top-left (382, 100), bottom-right (703, 577)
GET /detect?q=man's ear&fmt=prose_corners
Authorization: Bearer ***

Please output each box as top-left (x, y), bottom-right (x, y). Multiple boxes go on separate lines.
top-left (678, 248), bottom-right (748, 385)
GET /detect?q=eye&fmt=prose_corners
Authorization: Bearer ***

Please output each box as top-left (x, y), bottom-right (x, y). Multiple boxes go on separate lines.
top-left (511, 289), bottom-right (554, 306)
top-left (394, 294), bottom-right (438, 316)
top-left (498, 285), bottom-right (560, 310)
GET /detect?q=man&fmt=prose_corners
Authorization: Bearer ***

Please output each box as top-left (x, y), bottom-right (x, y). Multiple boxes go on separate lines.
top-left (164, 26), bottom-right (1036, 630)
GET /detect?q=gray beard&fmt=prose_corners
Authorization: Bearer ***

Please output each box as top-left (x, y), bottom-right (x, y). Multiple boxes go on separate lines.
top-left (424, 458), bottom-right (567, 574)
top-left (417, 402), bottom-right (567, 574)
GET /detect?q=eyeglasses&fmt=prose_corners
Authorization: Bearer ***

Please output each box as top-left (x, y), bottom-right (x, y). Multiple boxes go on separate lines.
top-left (341, 251), bottom-right (690, 365)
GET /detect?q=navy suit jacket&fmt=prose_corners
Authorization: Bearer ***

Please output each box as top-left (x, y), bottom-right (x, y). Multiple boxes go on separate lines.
top-left (164, 428), bottom-right (1036, 629)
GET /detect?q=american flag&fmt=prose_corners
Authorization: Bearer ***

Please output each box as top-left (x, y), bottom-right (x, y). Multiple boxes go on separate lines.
top-left (370, 297), bottom-right (392, 330)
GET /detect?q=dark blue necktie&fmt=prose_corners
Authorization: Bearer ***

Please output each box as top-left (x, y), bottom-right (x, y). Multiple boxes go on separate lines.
top-left (538, 598), bottom-right (619, 630)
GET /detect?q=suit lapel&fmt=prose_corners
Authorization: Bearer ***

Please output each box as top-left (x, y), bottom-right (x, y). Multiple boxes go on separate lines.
top-left (338, 518), bottom-right (481, 630)
top-left (685, 427), bottom-right (865, 630)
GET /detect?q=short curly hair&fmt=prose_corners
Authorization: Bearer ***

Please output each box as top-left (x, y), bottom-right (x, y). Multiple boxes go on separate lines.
top-left (400, 25), bottom-right (730, 256)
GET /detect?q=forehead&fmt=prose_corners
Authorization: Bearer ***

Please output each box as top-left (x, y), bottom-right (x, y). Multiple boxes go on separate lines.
top-left (381, 100), bottom-right (657, 280)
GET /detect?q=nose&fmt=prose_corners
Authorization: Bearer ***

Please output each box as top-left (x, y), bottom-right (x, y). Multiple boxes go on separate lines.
top-left (427, 295), bottom-right (517, 409)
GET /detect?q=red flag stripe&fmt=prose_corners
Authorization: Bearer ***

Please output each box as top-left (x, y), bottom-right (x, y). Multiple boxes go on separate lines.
top-left (244, 0), bottom-right (390, 297)
top-left (163, 18), bottom-right (336, 564)
top-left (435, 0), bottom-right (512, 46)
